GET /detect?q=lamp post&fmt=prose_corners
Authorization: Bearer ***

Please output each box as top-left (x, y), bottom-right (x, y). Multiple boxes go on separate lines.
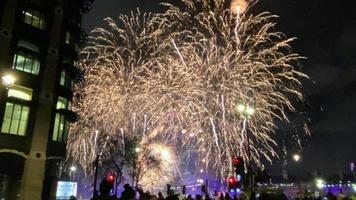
top-left (93, 155), bottom-right (99, 197)
top-left (133, 147), bottom-right (140, 186)
top-left (236, 103), bottom-right (255, 192)
top-left (69, 165), bottom-right (77, 181)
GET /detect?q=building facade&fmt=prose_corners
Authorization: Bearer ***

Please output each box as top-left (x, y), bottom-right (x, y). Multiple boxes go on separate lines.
top-left (0, 0), bottom-right (93, 199)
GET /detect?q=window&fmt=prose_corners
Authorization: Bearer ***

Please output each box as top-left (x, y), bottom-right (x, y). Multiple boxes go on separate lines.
top-left (56, 97), bottom-right (70, 109)
top-left (13, 52), bottom-right (40, 75)
top-left (8, 86), bottom-right (33, 101)
top-left (65, 31), bottom-right (71, 45)
top-left (52, 113), bottom-right (69, 143)
top-left (13, 40), bottom-right (40, 75)
top-left (23, 8), bottom-right (46, 30)
top-left (1, 103), bottom-right (30, 136)
top-left (60, 69), bottom-right (66, 86)
top-left (59, 69), bottom-right (72, 89)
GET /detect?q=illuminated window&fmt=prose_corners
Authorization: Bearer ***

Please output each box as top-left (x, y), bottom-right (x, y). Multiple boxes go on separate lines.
top-left (8, 86), bottom-right (33, 101)
top-left (65, 31), bottom-right (71, 45)
top-left (60, 69), bottom-right (66, 86)
top-left (1, 103), bottom-right (30, 136)
top-left (22, 8), bottom-right (46, 30)
top-left (13, 40), bottom-right (40, 75)
top-left (13, 52), bottom-right (40, 75)
top-left (59, 69), bottom-right (72, 89)
top-left (52, 113), bottom-right (69, 143)
top-left (56, 97), bottom-right (70, 109)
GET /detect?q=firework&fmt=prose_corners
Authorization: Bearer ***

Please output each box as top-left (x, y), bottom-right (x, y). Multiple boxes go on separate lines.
top-left (68, 0), bottom-right (309, 183)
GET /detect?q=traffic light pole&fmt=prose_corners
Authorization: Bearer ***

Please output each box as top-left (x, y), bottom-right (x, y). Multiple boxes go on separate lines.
top-left (246, 120), bottom-right (254, 192)
top-left (93, 155), bottom-right (99, 197)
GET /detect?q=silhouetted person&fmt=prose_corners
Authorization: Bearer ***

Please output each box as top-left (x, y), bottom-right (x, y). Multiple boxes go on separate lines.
top-left (250, 191), bottom-right (257, 200)
top-left (69, 196), bottom-right (78, 200)
top-left (217, 193), bottom-right (224, 200)
top-left (158, 192), bottom-right (165, 200)
top-left (120, 184), bottom-right (136, 200)
top-left (205, 193), bottom-right (212, 200)
top-left (186, 194), bottom-right (194, 200)
top-left (325, 191), bottom-right (337, 200)
top-left (91, 179), bottom-right (118, 200)
top-left (232, 194), bottom-right (238, 200)
top-left (195, 194), bottom-right (202, 200)
top-left (225, 192), bottom-right (231, 200)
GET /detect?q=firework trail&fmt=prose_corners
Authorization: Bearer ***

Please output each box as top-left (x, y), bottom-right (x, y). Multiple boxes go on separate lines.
top-left (68, 0), bottom-right (309, 183)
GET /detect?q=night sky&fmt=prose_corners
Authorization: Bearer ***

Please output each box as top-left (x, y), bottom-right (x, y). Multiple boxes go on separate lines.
top-left (82, 0), bottom-right (356, 177)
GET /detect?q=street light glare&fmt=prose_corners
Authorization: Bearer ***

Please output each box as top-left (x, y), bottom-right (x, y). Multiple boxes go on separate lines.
top-left (315, 178), bottom-right (325, 189)
top-left (245, 106), bottom-right (255, 116)
top-left (236, 104), bottom-right (246, 113)
top-left (2, 74), bottom-right (16, 88)
top-left (293, 154), bottom-right (301, 162)
top-left (70, 166), bottom-right (77, 172)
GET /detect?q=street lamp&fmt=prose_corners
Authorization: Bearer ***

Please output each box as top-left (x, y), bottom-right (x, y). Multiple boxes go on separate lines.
top-left (1, 74), bottom-right (15, 88)
top-left (133, 146), bottom-right (141, 186)
top-left (315, 178), bottom-right (325, 189)
top-left (293, 154), bottom-right (301, 162)
top-left (236, 103), bottom-right (255, 192)
top-left (70, 165), bottom-right (77, 181)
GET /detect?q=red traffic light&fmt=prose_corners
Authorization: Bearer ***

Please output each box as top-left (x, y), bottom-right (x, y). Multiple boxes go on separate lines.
top-left (232, 156), bottom-right (242, 165)
top-left (106, 174), bottom-right (115, 182)
top-left (227, 176), bottom-right (237, 184)
top-left (227, 176), bottom-right (238, 189)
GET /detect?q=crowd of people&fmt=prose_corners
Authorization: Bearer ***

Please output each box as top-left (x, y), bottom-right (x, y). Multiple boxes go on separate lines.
top-left (67, 179), bottom-right (356, 200)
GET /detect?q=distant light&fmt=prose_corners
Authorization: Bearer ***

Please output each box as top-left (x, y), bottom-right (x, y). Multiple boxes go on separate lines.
top-left (135, 147), bottom-right (141, 153)
top-left (181, 129), bottom-right (187, 134)
top-left (293, 154), bottom-right (301, 162)
top-left (200, 169), bottom-right (204, 173)
top-left (245, 106), bottom-right (255, 116)
top-left (70, 166), bottom-right (76, 172)
top-left (236, 104), bottom-right (246, 113)
top-left (315, 178), bottom-right (325, 189)
top-left (237, 174), bottom-right (241, 181)
top-left (2, 74), bottom-right (15, 88)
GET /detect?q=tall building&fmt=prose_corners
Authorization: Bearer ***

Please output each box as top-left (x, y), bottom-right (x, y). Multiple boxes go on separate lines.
top-left (0, 0), bottom-right (93, 199)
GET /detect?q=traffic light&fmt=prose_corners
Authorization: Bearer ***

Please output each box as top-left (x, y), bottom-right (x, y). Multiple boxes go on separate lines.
top-left (227, 176), bottom-right (238, 190)
top-left (232, 156), bottom-right (244, 178)
top-left (105, 174), bottom-right (115, 192)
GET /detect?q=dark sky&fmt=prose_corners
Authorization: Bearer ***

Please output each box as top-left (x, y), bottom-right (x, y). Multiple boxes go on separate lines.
top-left (82, 0), bottom-right (356, 176)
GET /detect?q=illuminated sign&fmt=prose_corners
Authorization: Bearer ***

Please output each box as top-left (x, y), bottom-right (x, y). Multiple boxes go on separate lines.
top-left (56, 181), bottom-right (77, 200)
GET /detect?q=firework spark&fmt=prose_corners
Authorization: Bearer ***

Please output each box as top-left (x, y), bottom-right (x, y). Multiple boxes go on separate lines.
top-left (68, 0), bottom-right (309, 183)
